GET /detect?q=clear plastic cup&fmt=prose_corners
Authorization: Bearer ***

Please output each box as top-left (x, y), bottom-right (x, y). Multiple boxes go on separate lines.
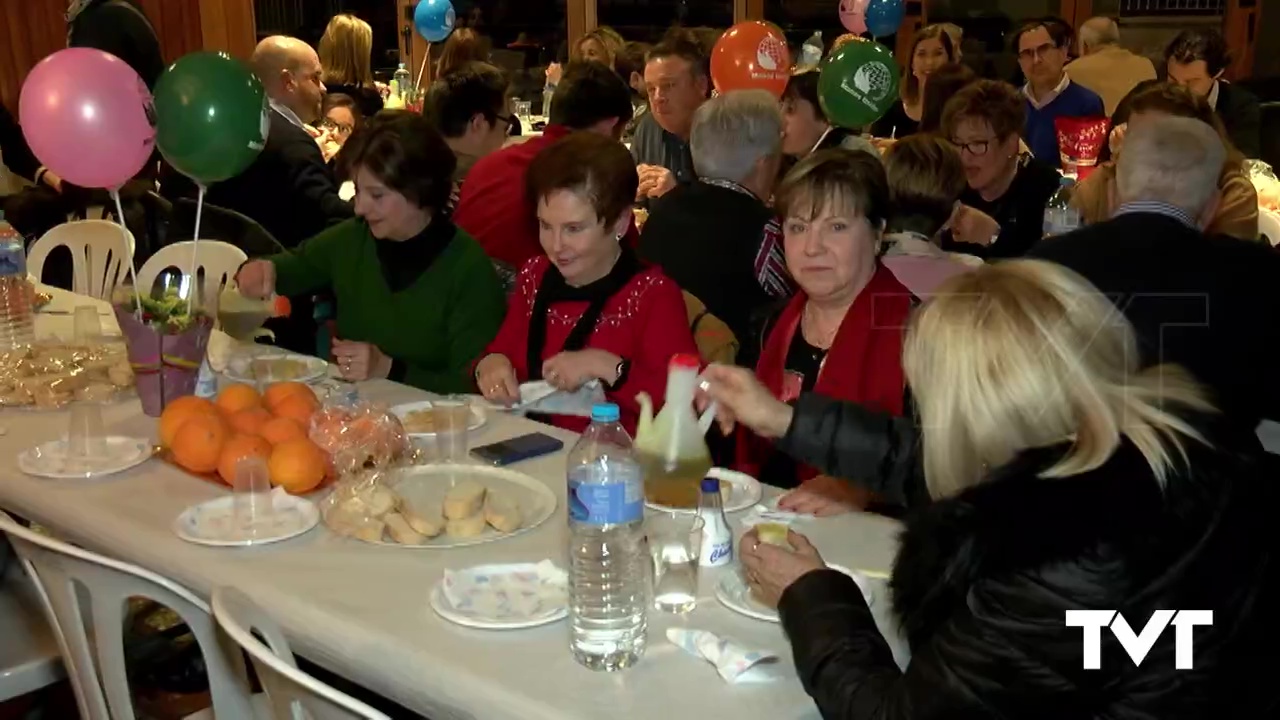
top-left (232, 456), bottom-right (274, 539)
top-left (647, 513), bottom-right (704, 614)
top-left (73, 305), bottom-right (102, 345)
top-left (431, 396), bottom-right (472, 464)
top-left (66, 403), bottom-right (106, 459)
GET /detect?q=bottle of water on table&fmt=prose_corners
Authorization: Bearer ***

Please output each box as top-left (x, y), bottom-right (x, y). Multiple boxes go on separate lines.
top-left (1043, 176), bottom-right (1082, 238)
top-left (392, 62), bottom-right (411, 102)
top-left (567, 402), bottom-right (647, 671)
top-left (0, 211), bottom-right (34, 351)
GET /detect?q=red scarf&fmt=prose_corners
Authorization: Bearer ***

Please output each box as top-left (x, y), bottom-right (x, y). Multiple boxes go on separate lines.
top-left (737, 265), bottom-right (911, 481)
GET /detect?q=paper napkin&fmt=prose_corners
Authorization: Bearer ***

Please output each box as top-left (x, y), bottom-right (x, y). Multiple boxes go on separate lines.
top-left (440, 561), bottom-right (568, 622)
top-left (666, 628), bottom-right (783, 684)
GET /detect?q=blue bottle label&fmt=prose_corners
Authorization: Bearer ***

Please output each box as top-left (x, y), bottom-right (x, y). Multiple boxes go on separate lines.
top-left (568, 464), bottom-right (642, 525)
top-left (0, 245), bottom-right (26, 278)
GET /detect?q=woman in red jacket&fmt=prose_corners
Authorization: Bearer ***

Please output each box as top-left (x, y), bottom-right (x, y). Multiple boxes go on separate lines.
top-left (473, 132), bottom-right (697, 434)
top-left (738, 149), bottom-right (913, 512)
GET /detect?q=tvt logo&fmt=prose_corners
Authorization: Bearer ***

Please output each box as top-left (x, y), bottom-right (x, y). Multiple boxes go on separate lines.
top-left (1066, 610), bottom-right (1213, 670)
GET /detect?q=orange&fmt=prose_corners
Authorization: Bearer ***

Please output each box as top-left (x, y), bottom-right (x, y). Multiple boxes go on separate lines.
top-left (159, 396), bottom-right (219, 449)
top-left (259, 416), bottom-right (307, 446)
top-left (272, 394), bottom-right (318, 429)
top-left (215, 384), bottom-right (261, 416)
top-left (171, 413), bottom-right (229, 474)
top-left (228, 407), bottom-right (273, 436)
top-left (217, 434), bottom-right (273, 485)
top-left (268, 438), bottom-right (327, 494)
top-left (263, 382), bottom-right (315, 412)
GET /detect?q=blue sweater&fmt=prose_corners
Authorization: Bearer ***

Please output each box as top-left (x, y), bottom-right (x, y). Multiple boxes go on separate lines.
top-left (1024, 81), bottom-right (1105, 166)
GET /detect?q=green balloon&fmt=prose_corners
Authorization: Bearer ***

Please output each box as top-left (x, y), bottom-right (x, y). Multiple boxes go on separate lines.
top-left (154, 52), bottom-right (269, 185)
top-left (818, 40), bottom-right (901, 130)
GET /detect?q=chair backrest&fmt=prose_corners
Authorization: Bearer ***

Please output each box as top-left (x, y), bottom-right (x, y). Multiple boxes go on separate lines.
top-left (137, 240), bottom-right (248, 304)
top-left (212, 586), bottom-right (391, 720)
top-left (172, 198), bottom-right (286, 258)
top-left (0, 511), bottom-right (253, 720)
top-left (27, 220), bottom-right (136, 299)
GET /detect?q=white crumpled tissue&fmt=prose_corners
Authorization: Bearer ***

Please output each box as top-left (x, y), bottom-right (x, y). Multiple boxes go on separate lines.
top-left (666, 628), bottom-right (783, 684)
top-left (440, 561), bottom-right (568, 622)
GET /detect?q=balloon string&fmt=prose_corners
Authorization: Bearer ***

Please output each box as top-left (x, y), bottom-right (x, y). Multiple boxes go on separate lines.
top-left (111, 190), bottom-right (144, 320)
top-left (189, 185), bottom-right (204, 313)
top-left (416, 42), bottom-right (430, 99)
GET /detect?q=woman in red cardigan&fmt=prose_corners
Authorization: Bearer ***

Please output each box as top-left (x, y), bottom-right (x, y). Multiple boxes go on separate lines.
top-left (738, 149), bottom-right (913, 513)
top-left (474, 132), bottom-right (698, 434)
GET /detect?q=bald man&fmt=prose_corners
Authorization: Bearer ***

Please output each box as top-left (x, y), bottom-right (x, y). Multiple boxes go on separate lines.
top-left (252, 35), bottom-right (327, 128)
top-left (1066, 17), bottom-right (1156, 115)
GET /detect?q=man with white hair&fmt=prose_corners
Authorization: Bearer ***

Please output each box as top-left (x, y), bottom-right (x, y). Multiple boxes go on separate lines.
top-left (1066, 16), bottom-right (1156, 115)
top-left (700, 115), bottom-right (1280, 517)
top-left (163, 36), bottom-right (352, 249)
top-left (639, 89), bottom-right (793, 362)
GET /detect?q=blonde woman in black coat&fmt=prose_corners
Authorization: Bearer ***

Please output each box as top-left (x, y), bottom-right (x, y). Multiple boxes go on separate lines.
top-left (740, 260), bottom-right (1277, 719)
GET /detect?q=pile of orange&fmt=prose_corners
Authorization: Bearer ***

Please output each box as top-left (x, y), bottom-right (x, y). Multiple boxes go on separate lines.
top-left (158, 382), bottom-right (327, 494)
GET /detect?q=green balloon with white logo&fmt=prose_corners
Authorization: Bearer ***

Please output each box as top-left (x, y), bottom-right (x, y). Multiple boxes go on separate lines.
top-left (818, 39), bottom-right (901, 129)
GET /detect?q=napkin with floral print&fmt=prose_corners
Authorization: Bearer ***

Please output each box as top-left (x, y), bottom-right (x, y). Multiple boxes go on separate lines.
top-left (440, 561), bottom-right (568, 623)
top-left (666, 628), bottom-right (783, 684)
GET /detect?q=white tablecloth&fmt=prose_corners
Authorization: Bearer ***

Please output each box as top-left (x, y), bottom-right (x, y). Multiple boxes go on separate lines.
top-left (0, 287), bottom-right (904, 720)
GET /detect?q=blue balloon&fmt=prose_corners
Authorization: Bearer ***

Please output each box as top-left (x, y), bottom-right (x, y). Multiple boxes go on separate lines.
top-left (865, 0), bottom-right (905, 37)
top-left (414, 0), bottom-right (456, 43)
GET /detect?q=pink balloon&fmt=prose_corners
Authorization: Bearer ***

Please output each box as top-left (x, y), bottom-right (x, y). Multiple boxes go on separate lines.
top-left (19, 48), bottom-right (156, 190)
top-left (840, 0), bottom-right (870, 35)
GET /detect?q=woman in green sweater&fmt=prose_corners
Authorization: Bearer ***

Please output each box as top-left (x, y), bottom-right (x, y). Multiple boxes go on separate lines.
top-left (235, 112), bottom-right (505, 393)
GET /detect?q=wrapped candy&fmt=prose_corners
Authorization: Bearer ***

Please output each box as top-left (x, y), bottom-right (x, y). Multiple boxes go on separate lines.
top-left (1055, 116), bottom-right (1111, 180)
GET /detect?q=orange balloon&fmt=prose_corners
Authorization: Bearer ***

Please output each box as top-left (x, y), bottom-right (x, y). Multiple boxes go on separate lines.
top-left (710, 21), bottom-right (792, 98)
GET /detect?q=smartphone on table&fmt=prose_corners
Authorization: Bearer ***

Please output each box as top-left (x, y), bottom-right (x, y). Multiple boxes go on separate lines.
top-left (471, 433), bottom-right (565, 466)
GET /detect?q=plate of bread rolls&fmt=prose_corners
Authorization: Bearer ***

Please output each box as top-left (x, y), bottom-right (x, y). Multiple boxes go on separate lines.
top-left (323, 464), bottom-right (557, 549)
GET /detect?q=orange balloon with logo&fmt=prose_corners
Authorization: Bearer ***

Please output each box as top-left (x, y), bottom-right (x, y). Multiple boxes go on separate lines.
top-left (710, 21), bottom-right (792, 98)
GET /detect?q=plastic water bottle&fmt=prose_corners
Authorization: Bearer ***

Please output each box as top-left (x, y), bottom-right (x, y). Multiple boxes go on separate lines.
top-left (696, 476), bottom-right (733, 567)
top-left (0, 211), bottom-right (34, 350)
top-left (392, 62), bottom-right (411, 101)
top-left (542, 86), bottom-right (555, 119)
top-left (1043, 176), bottom-right (1082, 238)
top-left (567, 403), bottom-right (647, 671)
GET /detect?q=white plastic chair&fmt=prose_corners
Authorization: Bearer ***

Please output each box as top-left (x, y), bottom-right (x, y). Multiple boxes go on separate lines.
top-left (27, 219), bottom-right (136, 299)
top-left (212, 587), bottom-right (391, 720)
top-left (0, 511), bottom-right (256, 720)
top-left (137, 240), bottom-right (247, 304)
top-left (0, 556), bottom-right (65, 703)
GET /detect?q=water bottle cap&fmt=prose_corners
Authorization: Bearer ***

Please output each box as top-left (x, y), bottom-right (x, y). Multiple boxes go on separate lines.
top-left (671, 354), bottom-right (700, 370)
top-left (590, 403), bottom-right (620, 422)
top-left (700, 476), bottom-right (721, 493)
top-left (1059, 175), bottom-right (1075, 187)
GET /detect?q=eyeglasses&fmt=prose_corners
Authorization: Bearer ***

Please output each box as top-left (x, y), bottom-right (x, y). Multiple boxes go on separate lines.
top-left (488, 112), bottom-right (517, 131)
top-left (950, 138), bottom-right (994, 156)
top-left (320, 119), bottom-right (354, 137)
top-left (1017, 42), bottom-right (1058, 62)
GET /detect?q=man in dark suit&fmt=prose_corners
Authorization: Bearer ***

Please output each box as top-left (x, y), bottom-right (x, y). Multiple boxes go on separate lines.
top-left (1165, 28), bottom-right (1261, 158)
top-left (162, 35), bottom-right (352, 250)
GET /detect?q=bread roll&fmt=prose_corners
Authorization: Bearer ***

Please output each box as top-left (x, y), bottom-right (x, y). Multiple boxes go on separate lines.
top-left (354, 520), bottom-right (385, 543)
top-left (483, 491), bottom-right (521, 533)
top-left (443, 480), bottom-right (486, 520)
top-left (402, 509), bottom-right (443, 538)
top-left (445, 512), bottom-right (487, 538)
top-left (384, 513), bottom-right (425, 545)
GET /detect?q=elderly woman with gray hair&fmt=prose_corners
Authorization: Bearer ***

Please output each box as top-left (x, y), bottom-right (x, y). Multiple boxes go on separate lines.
top-left (639, 89), bottom-right (795, 362)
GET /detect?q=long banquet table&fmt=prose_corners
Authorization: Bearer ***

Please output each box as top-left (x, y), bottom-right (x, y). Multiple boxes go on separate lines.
top-left (0, 286), bottom-right (904, 720)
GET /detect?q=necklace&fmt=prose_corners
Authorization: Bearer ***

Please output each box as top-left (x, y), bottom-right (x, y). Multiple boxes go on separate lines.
top-left (801, 302), bottom-right (843, 350)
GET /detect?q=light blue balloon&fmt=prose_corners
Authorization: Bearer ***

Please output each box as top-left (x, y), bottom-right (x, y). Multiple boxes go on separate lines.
top-left (865, 0), bottom-right (906, 37)
top-left (414, 0), bottom-right (456, 43)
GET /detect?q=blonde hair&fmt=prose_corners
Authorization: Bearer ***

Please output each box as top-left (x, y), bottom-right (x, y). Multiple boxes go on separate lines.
top-left (436, 28), bottom-right (490, 78)
top-left (573, 27), bottom-right (625, 69)
top-left (319, 14), bottom-right (374, 88)
top-left (904, 260), bottom-right (1214, 499)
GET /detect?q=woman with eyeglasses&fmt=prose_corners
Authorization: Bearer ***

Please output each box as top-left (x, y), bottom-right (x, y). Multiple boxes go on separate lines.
top-left (319, 93), bottom-right (363, 164)
top-left (940, 80), bottom-right (1062, 259)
